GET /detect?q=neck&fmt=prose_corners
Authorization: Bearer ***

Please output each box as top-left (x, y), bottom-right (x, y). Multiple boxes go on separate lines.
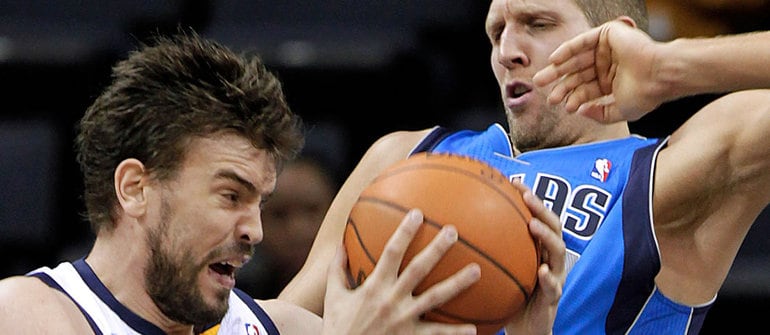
top-left (579, 122), bottom-right (631, 144)
top-left (513, 121), bottom-right (631, 154)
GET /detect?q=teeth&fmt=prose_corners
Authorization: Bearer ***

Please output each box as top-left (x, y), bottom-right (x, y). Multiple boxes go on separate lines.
top-left (514, 86), bottom-right (529, 95)
top-left (219, 261), bottom-right (242, 268)
top-left (215, 255), bottom-right (251, 268)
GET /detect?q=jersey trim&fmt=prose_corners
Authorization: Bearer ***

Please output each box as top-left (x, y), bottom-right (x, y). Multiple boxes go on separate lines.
top-left (30, 272), bottom-right (104, 335)
top-left (410, 126), bottom-right (455, 154)
top-left (606, 139), bottom-right (664, 333)
top-left (72, 259), bottom-right (167, 335)
top-left (233, 288), bottom-right (280, 335)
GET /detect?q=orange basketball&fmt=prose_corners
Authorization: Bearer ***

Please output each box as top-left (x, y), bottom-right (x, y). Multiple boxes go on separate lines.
top-left (343, 152), bottom-right (539, 335)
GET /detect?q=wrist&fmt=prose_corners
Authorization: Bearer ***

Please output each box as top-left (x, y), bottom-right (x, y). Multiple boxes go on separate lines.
top-left (653, 39), bottom-right (691, 102)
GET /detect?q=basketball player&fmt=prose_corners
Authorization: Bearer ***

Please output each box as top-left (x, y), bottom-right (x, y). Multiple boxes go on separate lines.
top-left (280, 0), bottom-right (770, 334)
top-left (0, 31), bottom-right (514, 334)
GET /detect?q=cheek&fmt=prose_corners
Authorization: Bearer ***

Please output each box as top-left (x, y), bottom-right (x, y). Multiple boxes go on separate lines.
top-left (531, 44), bottom-right (557, 70)
top-left (490, 54), bottom-right (503, 80)
top-left (170, 207), bottom-right (231, 251)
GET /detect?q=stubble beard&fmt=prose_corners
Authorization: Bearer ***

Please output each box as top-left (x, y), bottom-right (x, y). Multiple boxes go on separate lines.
top-left (144, 198), bottom-right (230, 327)
top-left (507, 99), bottom-right (562, 153)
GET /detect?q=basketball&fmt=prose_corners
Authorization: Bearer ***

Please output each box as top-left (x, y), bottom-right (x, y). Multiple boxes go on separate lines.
top-left (343, 152), bottom-right (539, 335)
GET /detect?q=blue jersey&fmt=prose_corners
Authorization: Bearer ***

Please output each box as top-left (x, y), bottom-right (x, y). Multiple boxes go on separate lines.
top-left (412, 124), bottom-right (713, 335)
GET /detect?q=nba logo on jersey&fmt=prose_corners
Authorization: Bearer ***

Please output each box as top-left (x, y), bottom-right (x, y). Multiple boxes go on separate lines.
top-left (244, 323), bottom-right (260, 335)
top-left (591, 158), bottom-right (612, 182)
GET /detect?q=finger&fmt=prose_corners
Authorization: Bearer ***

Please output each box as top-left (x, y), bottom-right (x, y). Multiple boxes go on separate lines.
top-left (563, 80), bottom-right (603, 113)
top-left (536, 262), bottom-right (563, 305)
top-left (396, 224), bottom-right (461, 294)
top-left (519, 188), bottom-right (560, 235)
top-left (529, 217), bottom-right (565, 274)
top-left (595, 19), bottom-right (637, 92)
top-left (519, 188), bottom-right (566, 272)
top-left (549, 24), bottom-right (603, 65)
top-left (370, 208), bottom-right (424, 281)
top-left (532, 64), bottom-right (561, 88)
top-left (534, 48), bottom-right (596, 89)
top-left (596, 24), bottom-right (614, 93)
top-left (509, 178), bottom-right (531, 195)
top-left (325, 244), bottom-right (350, 297)
top-left (576, 95), bottom-right (617, 123)
top-left (410, 262), bottom-right (481, 317)
top-left (548, 65), bottom-right (598, 106)
top-left (510, 182), bottom-right (562, 256)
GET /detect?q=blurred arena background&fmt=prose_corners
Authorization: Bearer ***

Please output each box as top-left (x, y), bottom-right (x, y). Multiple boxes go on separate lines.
top-left (1, 1), bottom-right (767, 332)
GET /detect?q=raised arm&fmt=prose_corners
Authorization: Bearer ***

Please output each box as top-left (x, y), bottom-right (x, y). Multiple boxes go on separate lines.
top-left (533, 19), bottom-right (770, 123)
top-left (535, 16), bottom-right (770, 308)
top-left (651, 88), bottom-right (770, 305)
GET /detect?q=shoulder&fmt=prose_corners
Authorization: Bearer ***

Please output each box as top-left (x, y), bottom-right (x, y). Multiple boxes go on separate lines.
top-left (343, 127), bottom-right (436, 181)
top-left (0, 275), bottom-right (59, 315)
top-left (257, 298), bottom-right (321, 334)
top-left (370, 127), bottom-right (435, 153)
top-left (0, 275), bottom-right (90, 333)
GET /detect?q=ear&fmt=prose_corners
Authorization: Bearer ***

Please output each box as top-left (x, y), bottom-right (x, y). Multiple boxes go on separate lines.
top-left (114, 158), bottom-right (148, 218)
top-left (615, 15), bottom-right (637, 29)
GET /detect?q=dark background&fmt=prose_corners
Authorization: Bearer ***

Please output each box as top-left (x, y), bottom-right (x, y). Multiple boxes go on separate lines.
top-left (0, 1), bottom-right (767, 333)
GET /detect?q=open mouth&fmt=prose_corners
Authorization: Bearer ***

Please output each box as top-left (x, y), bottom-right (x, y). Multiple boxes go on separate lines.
top-left (209, 262), bottom-right (236, 277)
top-left (206, 252), bottom-right (251, 290)
top-left (507, 82), bottom-right (532, 99)
top-left (208, 261), bottom-right (238, 290)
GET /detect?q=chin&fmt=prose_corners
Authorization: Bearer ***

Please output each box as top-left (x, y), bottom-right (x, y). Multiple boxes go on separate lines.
top-left (202, 283), bottom-right (232, 305)
top-left (200, 290), bottom-right (231, 321)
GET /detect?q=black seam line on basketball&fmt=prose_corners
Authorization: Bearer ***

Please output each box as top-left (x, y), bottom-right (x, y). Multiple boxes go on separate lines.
top-left (354, 196), bottom-right (531, 302)
top-left (346, 215), bottom-right (373, 288)
top-left (375, 162), bottom-right (530, 225)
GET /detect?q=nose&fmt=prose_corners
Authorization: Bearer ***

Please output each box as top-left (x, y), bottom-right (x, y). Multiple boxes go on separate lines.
top-left (497, 28), bottom-right (529, 68)
top-left (237, 204), bottom-right (264, 245)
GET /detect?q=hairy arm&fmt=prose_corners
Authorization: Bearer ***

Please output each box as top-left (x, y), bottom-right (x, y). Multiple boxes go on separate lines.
top-left (660, 32), bottom-right (770, 99)
top-left (534, 19), bottom-right (770, 305)
top-left (533, 20), bottom-right (770, 123)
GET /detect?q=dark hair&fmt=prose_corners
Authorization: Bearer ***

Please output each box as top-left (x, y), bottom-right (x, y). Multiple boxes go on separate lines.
top-left (574, 0), bottom-right (649, 32)
top-left (76, 31), bottom-right (304, 233)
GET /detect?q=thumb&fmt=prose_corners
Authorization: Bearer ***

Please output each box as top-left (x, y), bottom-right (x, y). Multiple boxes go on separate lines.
top-left (326, 244), bottom-right (351, 296)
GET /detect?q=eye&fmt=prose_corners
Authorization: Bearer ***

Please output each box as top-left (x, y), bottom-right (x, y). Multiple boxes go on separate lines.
top-left (222, 191), bottom-right (240, 205)
top-left (486, 24), bottom-right (504, 43)
top-left (527, 18), bottom-right (555, 31)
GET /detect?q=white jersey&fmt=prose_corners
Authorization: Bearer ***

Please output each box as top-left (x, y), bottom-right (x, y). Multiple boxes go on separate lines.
top-left (27, 259), bottom-right (279, 335)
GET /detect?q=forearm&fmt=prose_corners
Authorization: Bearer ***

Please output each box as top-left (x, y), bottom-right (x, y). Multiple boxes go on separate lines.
top-left (660, 31), bottom-right (770, 99)
top-left (278, 261), bottom-right (327, 315)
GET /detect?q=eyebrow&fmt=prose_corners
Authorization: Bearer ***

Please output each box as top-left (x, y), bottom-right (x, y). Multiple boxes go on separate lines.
top-left (486, 8), bottom-right (560, 31)
top-left (215, 170), bottom-right (257, 194)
